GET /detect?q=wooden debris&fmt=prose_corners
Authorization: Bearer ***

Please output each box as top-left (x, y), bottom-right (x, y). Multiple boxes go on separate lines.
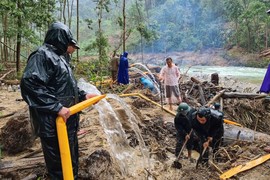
top-left (209, 160), bottom-right (223, 174)
top-left (0, 111), bottom-right (15, 119)
top-left (206, 89), bottom-right (226, 107)
top-left (259, 49), bottom-right (270, 57)
top-left (0, 69), bottom-right (15, 82)
top-left (0, 157), bottom-right (45, 173)
top-left (222, 92), bottom-right (267, 99)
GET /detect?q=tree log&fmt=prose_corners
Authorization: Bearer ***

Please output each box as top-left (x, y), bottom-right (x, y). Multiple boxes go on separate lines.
top-left (198, 85), bottom-right (206, 105)
top-left (0, 157), bottom-right (45, 173)
top-left (224, 124), bottom-right (270, 144)
top-left (206, 89), bottom-right (226, 107)
top-left (222, 92), bottom-right (267, 99)
top-left (190, 77), bottom-right (202, 84)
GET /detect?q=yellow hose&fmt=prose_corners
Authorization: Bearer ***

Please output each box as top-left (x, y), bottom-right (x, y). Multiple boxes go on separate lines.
top-left (119, 93), bottom-right (176, 115)
top-left (119, 93), bottom-right (241, 126)
top-left (56, 94), bottom-right (106, 180)
top-left (224, 118), bottom-right (242, 127)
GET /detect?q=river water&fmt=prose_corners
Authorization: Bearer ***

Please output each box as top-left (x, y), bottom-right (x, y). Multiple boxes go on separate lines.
top-left (181, 65), bottom-right (267, 85)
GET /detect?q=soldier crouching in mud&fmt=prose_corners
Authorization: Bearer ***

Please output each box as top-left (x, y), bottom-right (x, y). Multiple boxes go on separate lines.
top-left (190, 107), bottom-right (224, 166)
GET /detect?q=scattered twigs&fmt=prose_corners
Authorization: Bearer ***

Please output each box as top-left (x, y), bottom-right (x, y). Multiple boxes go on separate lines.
top-left (259, 49), bottom-right (270, 57)
top-left (121, 84), bottom-right (134, 94)
top-left (209, 160), bottom-right (223, 174)
top-left (0, 69), bottom-right (15, 82)
top-left (17, 149), bottom-right (43, 159)
top-left (221, 147), bottom-right (232, 161)
top-left (144, 168), bottom-right (157, 180)
top-left (21, 173), bottom-right (38, 180)
top-left (0, 111), bottom-right (15, 119)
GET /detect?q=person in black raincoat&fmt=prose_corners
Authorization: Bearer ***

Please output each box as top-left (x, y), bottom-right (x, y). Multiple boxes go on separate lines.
top-left (190, 107), bottom-right (224, 165)
top-left (174, 103), bottom-right (196, 161)
top-left (20, 22), bottom-right (98, 179)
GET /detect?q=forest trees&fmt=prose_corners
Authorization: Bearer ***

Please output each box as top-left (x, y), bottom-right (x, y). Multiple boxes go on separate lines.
top-left (0, 0), bottom-right (55, 73)
top-left (1, 0), bottom-right (270, 76)
top-left (224, 0), bottom-right (269, 52)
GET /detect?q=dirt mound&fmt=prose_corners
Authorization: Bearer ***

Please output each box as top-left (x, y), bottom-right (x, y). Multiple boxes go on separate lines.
top-left (0, 109), bottom-right (35, 154)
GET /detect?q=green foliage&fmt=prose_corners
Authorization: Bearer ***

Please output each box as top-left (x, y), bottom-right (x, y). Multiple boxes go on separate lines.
top-left (224, 0), bottom-right (269, 52)
top-left (0, 63), bottom-right (4, 71)
top-left (85, 19), bottom-right (94, 30)
top-left (2, 0), bottom-right (270, 66)
top-left (246, 58), bottom-right (270, 68)
top-left (74, 59), bottom-right (110, 83)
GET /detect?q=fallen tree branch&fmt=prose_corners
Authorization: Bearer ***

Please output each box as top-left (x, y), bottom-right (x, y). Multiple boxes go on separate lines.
top-left (206, 89), bottom-right (226, 107)
top-left (222, 92), bottom-right (267, 99)
top-left (198, 85), bottom-right (206, 105)
top-left (0, 69), bottom-right (15, 81)
top-left (0, 157), bottom-right (45, 173)
top-left (0, 111), bottom-right (15, 119)
top-left (209, 160), bottom-right (223, 174)
top-left (17, 149), bottom-right (43, 159)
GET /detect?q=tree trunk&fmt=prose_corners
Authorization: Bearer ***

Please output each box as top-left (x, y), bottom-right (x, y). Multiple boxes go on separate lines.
top-left (16, 0), bottom-right (22, 73)
top-left (59, 0), bottom-right (63, 21)
top-left (0, 36), bottom-right (3, 61)
top-left (68, 0), bottom-right (75, 28)
top-left (123, 0), bottom-right (126, 52)
top-left (67, 0), bottom-right (70, 28)
top-left (265, 21), bottom-right (268, 49)
top-left (63, 0), bottom-right (67, 24)
top-left (3, 14), bottom-right (8, 62)
top-left (76, 0), bottom-right (79, 62)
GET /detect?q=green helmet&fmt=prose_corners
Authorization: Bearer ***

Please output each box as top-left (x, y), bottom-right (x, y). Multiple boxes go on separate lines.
top-left (213, 102), bottom-right (220, 110)
top-left (177, 102), bottom-right (190, 114)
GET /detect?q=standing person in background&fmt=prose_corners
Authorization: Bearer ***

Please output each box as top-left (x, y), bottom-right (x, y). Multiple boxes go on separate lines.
top-left (110, 51), bottom-right (119, 82)
top-left (20, 22), bottom-right (99, 179)
top-left (117, 51), bottom-right (129, 85)
top-left (159, 57), bottom-right (182, 111)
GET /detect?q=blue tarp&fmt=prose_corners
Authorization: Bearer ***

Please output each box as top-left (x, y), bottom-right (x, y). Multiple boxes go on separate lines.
top-left (140, 77), bottom-right (154, 92)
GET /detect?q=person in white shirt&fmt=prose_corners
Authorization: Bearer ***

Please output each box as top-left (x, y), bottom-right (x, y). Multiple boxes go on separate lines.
top-left (159, 57), bottom-right (182, 111)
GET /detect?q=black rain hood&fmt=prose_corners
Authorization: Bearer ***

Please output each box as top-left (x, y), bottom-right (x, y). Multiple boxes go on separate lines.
top-left (44, 22), bottom-right (73, 55)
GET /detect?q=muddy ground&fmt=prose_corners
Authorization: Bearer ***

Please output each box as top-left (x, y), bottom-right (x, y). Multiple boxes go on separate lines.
top-left (0, 72), bottom-right (270, 180)
top-left (0, 48), bottom-right (269, 179)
